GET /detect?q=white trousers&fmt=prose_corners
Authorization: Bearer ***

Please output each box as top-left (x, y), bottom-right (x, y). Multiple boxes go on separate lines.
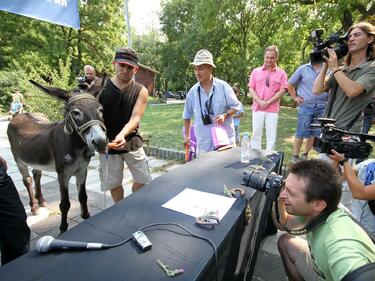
top-left (251, 111), bottom-right (278, 151)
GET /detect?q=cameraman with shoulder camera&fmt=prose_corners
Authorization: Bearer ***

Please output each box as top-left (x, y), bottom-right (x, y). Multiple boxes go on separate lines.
top-left (83, 65), bottom-right (98, 85)
top-left (77, 65), bottom-right (98, 90)
top-left (313, 22), bottom-right (375, 133)
top-left (276, 160), bottom-right (375, 281)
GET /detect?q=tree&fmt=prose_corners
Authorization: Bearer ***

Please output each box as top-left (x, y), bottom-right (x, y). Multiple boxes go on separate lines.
top-left (0, 1), bottom-right (127, 116)
top-left (158, 0), bottom-right (373, 95)
top-left (0, 1), bottom-right (126, 82)
top-left (298, 0), bottom-right (374, 30)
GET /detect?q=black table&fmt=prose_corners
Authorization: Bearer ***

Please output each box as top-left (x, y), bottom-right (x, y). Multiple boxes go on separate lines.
top-left (0, 148), bottom-right (283, 281)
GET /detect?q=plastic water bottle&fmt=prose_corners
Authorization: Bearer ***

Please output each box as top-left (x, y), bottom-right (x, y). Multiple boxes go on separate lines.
top-left (241, 132), bottom-right (251, 163)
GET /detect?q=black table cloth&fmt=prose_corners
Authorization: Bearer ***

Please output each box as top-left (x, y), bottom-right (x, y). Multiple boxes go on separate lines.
top-left (0, 148), bottom-right (283, 281)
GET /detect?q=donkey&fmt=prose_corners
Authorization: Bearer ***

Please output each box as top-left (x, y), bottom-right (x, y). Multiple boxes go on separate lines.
top-left (7, 80), bottom-right (108, 232)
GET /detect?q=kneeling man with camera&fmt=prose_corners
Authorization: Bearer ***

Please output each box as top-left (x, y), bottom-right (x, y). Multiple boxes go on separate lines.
top-left (276, 160), bottom-right (375, 281)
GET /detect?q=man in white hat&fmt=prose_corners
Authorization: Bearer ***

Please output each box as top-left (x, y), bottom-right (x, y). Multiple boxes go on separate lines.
top-left (182, 49), bottom-right (242, 155)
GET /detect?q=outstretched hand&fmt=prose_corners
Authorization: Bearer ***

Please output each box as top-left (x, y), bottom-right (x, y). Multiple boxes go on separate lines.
top-left (110, 134), bottom-right (127, 150)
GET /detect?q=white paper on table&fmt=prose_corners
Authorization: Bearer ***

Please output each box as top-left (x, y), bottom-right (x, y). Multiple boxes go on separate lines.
top-left (161, 188), bottom-right (236, 220)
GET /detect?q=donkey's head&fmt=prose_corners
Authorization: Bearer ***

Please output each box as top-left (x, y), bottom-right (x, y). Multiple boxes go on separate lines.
top-left (30, 80), bottom-right (108, 153)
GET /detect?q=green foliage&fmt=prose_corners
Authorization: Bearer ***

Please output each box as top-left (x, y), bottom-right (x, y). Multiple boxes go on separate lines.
top-left (77, 0), bottom-right (127, 75)
top-left (0, 1), bottom-right (127, 117)
top-left (159, 0), bottom-right (374, 92)
top-left (141, 103), bottom-right (300, 163)
top-left (133, 31), bottom-right (162, 71)
top-left (0, 0), bottom-right (373, 129)
top-left (0, 55), bottom-right (78, 120)
top-left (0, 1), bottom-right (126, 80)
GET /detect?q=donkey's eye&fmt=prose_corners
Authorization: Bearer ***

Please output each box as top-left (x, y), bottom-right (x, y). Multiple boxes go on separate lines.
top-left (98, 107), bottom-right (104, 118)
top-left (71, 109), bottom-right (82, 118)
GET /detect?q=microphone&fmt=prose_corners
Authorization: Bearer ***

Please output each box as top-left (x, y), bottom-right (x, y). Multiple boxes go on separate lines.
top-left (36, 235), bottom-right (111, 253)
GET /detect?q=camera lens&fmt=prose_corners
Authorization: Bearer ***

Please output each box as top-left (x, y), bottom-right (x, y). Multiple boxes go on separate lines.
top-left (310, 51), bottom-right (323, 64)
top-left (243, 171), bottom-right (268, 191)
top-left (334, 44), bottom-right (348, 59)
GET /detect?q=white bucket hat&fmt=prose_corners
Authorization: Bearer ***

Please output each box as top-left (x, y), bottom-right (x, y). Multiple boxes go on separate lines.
top-left (190, 49), bottom-right (216, 68)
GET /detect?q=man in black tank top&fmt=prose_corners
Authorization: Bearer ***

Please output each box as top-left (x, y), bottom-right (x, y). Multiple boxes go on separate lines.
top-left (98, 47), bottom-right (152, 203)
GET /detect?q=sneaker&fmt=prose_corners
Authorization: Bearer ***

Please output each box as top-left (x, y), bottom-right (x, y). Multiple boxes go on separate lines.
top-left (301, 153), bottom-right (308, 160)
top-left (291, 155), bottom-right (300, 163)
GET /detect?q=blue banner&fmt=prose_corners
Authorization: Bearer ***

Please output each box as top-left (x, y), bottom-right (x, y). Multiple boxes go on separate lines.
top-left (0, 0), bottom-right (80, 29)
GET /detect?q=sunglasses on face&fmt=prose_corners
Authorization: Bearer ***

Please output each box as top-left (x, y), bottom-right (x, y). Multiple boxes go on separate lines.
top-left (265, 74), bottom-right (270, 87)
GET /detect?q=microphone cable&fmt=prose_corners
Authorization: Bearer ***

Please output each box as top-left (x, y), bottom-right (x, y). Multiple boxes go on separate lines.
top-left (106, 222), bottom-right (219, 281)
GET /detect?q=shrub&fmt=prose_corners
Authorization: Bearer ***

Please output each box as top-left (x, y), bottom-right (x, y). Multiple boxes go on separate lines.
top-left (0, 56), bottom-right (77, 120)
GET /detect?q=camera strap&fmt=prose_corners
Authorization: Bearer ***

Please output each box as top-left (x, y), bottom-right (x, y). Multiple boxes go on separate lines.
top-left (198, 85), bottom-right (215, 117)
top-left (274, 201), bottom-right (332, 235)
top-left (286, 211), bottom-right (331, 235)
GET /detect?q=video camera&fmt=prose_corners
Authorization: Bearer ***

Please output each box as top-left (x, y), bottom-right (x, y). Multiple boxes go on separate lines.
top-left (312, 118), bottom-right (375, 159)
top-left (309, 29), bottom-right (349, 64)
top-left (76, 76), bottom-right (89, 90)
top-left (243, 171), bottom-right (284, 202)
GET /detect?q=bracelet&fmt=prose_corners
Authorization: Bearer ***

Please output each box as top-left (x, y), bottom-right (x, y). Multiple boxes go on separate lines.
top-left (333, 69), bottom-right (342, 75)
top-left (223, 112), bottom-right (228, 119)
top-left (338, 158), bottom-right (349, 166)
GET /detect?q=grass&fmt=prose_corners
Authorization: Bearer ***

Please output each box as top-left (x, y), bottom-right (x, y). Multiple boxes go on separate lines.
top-left (3, 99), bottom-right (372, 167)
top-left (141, 103), bottom-right (304, 165)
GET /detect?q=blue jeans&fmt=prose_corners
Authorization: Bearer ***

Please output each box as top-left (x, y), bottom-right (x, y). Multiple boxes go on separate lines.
top-left (295, 105), bottom-right (325, 138)
top-left (361, 111), bottom-right (374, 134)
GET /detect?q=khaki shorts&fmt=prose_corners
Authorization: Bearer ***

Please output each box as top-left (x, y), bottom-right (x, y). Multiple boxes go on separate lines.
top-left (295, 238), bottom-right (319, 281)
top-left (99, 147), bottom-right (152, 191)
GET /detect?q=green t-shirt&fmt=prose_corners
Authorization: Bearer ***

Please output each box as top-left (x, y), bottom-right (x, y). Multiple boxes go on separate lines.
top-left (326, 60), bottom-right (375, 132)
top-left (307, 208), bottom-right (375, 281)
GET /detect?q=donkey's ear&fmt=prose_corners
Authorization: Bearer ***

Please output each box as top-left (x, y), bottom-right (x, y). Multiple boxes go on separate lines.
top-left (86, 78), bottom-right (102, 96)
top-left (86, 74), bottom-right (107, 97)
top-left (29, 80), bottom-right (72, 102)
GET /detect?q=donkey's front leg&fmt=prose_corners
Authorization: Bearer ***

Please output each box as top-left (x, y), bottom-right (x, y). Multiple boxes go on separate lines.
top-left (58, 173), bottom-right (71, 233)
top-left (76, 169), bottom-right (90, 220)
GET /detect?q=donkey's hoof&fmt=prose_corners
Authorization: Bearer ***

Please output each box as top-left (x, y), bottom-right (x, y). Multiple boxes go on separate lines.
top-left (59, 224), bottom-right (68, 233)
top-left (81, 212), bottom-right (90, 220)
top-left (31, 205), bottom-right (40, 215)
top-left (39, 201), bottom-right (48, 207)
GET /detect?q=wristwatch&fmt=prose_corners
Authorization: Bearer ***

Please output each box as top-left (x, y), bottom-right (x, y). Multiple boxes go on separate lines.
top-left (338, 158), bottom-right (349, 166)
top-left (223, 112), bottom-right (229, 119)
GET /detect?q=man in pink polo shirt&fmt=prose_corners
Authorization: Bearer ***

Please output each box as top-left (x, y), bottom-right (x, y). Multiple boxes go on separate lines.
top-left (248, 45), bottom-right (288, 151)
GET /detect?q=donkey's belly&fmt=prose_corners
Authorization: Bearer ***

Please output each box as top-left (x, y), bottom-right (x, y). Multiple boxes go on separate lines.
top-left (27, 162), bottom-right (56, 172)
top-left (8, 113), bottom-right (60, 171)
